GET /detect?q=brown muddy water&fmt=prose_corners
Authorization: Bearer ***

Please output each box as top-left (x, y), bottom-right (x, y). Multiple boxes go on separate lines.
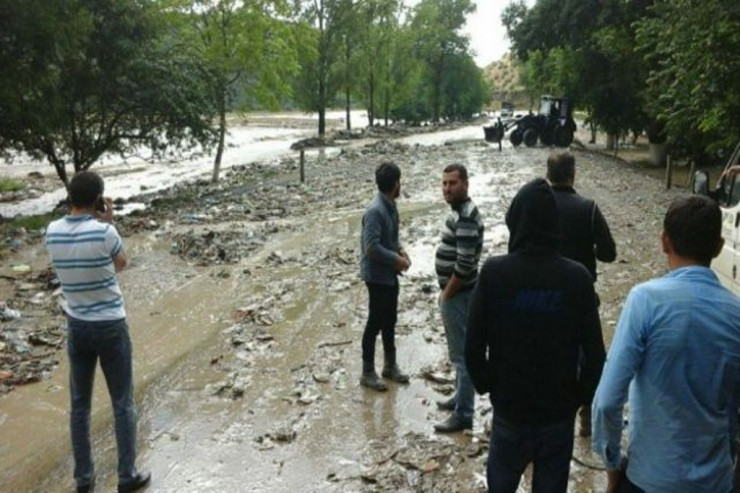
top-left (1, 138), bottom-right (684, 492)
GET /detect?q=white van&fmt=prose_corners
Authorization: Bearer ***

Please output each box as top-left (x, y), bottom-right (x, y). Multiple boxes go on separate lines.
top-left (694, 143), bottom-right (740, 296)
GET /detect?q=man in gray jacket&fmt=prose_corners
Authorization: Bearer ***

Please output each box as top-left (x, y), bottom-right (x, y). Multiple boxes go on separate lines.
top-left (360, 161), bottom-right (411, 391)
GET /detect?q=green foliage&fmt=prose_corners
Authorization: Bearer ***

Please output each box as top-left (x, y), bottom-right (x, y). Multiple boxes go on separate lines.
top-left (441, 54), bottom-right (491, 119)
top-left (0, 0), bottom-right (217, 186)
top-left (162, 0), bottom-right (298, 181)
top-left (409, 0), bottom-right (475, 122)
top-left (504, 0), bottom-right (650, 140)
top-left (293, 0), bottom-right (348, 135)
top-left (353, 0), bottom-right (401, 126)
top-left (0, 177), bottom-right (25, 193)
top-left (635, 0), bottom-right (740, 159)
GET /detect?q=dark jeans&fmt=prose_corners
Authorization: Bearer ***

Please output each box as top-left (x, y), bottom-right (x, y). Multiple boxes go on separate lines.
top-left (67, 316), bottom-right (138, 486)
top-left (362, 282), bottom-right (398, 364)
top-left (488, 414), bottom-right (575, 493)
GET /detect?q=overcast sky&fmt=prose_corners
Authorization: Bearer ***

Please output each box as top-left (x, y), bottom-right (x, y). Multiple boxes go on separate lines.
top-left (463, 1), bottom-right (511, 67)
top-left (404, 0), bottom-right (534, 68)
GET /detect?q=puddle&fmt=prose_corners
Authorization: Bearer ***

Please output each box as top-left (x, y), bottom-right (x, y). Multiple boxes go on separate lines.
top-left (2, 133), bottom-right (682, 492)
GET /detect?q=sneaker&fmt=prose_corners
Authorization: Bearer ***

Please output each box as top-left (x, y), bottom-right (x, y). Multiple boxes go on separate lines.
top-left (434, 415), bottom-right (472, 433)
top-left (118, 471), bottom-right (151, 493)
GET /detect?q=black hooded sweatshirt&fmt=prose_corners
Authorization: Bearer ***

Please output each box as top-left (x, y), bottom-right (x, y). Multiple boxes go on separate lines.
top-left (465, 178), bottom-right (606, 424)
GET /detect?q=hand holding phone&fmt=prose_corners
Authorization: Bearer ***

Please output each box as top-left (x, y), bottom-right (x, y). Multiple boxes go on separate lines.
top-left (94, 196), bottom-right (114, 223)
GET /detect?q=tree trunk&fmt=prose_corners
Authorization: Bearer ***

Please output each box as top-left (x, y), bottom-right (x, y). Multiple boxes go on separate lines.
top-left (384, 86), bottom-right (389, 126)
top-left (319, 107), bottom-right (326, 137)
top-left (649, 143), bottom-right (667, 167)
top-left (368, 73), bottom-right (375, 127)
top-left (211, 104), bottom-right (226, 183)
top-left (53, 160), bottom-right (69, 189)
top-left (345, 87), bottom-right (351, 130)
top-left (432, 81), bottom-right (440, 122)
top-left (589, 120), bottom-right (597, 144)
top-left (606, 133), bottom-right (616, 151)
top-left (318, 72), bottom-right (326, 137)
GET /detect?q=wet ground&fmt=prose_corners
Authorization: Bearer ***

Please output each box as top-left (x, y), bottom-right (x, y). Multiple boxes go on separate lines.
top-left (0, 126), bottom-right (687, 492)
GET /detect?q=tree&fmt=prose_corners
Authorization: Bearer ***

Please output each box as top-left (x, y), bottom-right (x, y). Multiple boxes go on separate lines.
top-left (635, 0), bottom-right (740, 160)
top-left (503, 0), bottom-right (652, 149)
top-left (0, 0), bottom-right (216, 187)
top-left (334, 0), bottom-right (361, 130)
top-left (409, 0), bottom-right (475, 122)
top-left (354, 0), bottom-right (401, 127)
top-left (165, 0), bottom-right (298, 183)
top-left (293, 0), bottom-right (346, 137)
top-left (441, 53), bottom-right (490, 120)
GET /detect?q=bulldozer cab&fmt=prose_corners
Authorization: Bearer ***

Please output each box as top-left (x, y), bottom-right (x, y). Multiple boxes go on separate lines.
top-left (538, 96), bottom-right (571, 121)
top-left (538, 96), bottom-right (555, 117)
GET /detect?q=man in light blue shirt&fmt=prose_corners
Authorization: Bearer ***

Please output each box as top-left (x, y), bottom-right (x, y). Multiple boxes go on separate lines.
top-left (592, 196), bottom-right (740, 493)
top-left (46, 171), bottom-right (150, 493)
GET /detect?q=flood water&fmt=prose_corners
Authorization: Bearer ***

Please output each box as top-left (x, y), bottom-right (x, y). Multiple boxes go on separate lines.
top-left (0, 111), bottom-right (364, 218)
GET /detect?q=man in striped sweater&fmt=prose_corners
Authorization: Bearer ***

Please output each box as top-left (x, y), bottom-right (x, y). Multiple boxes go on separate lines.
top-left (434, 163), bottom-right (485, 433)
top-left (46, 171), bottom-right (150, 493)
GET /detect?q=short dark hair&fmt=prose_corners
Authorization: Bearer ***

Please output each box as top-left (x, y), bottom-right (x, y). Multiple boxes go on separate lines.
top-left (375, 161), bottom-right (401, 193)
top-left (443, 163), bottom-right (468, 181)
top-left (663, 196), bottom-right (722, 265)
top-left (68, 171), bottom-right (104, 208)
top-left (547, 152), bottom-right (575, 184)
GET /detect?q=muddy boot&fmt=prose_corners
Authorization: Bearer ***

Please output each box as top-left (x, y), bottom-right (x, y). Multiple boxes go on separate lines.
top-left (360, 361), bottom-right (387, 392)
top-left (382, 351), bottom-right (409, 383)
top-left (578, 405), bottom-right (592, 437)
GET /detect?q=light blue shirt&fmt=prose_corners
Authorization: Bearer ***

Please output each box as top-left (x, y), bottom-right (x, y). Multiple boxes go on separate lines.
top-left (46, 214), bottom-right (126, 321)
top-left (592, 266), bottom-right (740, 493)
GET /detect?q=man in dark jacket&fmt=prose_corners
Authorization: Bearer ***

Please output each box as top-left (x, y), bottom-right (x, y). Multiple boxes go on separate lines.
top-left (465, 178), bottom-right (606, 492)
top-left (547, 151), bottom-right (615, 437)
top-left (359, 161), bottom-right (411, 391)
top-left (547, 152), bottom-right (616, 283)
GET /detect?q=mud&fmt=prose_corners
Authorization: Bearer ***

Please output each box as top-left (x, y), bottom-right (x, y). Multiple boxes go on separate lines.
top-left (0, 127), bottom-right (687, 492)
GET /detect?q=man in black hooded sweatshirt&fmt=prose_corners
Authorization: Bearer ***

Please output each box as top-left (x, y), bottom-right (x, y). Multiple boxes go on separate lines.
top-left (465, 178), bottom-right (606, 493)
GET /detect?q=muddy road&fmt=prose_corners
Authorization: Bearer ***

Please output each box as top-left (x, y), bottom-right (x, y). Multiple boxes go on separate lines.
top-left (0, 136), bottom-right (684, 492)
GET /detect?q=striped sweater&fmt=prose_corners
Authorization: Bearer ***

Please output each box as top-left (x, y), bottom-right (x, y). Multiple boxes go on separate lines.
top-left (435, 198), bottom-right (484, 289)
top-left (45, 214), bottom-right (126, 321)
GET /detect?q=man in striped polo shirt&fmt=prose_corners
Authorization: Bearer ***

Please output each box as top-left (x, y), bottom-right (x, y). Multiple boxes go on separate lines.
top-left (46, 171), bottom-right (150, 493)
top-left (434, 163), bottom-right (484, 433)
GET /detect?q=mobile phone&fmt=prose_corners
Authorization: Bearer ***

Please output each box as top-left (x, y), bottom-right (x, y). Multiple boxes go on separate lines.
top-left (96, 196), bottom-right (106, 213)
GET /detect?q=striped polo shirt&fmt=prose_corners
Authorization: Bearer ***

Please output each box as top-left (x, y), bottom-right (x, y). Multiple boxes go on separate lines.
top-left (45, 214), bottom-right (126, 321)
top-left (435, 198), bottom-right (484, 290)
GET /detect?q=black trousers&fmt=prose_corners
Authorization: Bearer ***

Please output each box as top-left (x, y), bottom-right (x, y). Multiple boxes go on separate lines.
top-left (362, 281), bottom-right (398, 364)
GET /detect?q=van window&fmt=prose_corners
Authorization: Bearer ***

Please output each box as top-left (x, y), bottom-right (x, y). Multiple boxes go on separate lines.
top-left (729, 174), bottom-right (740, 207)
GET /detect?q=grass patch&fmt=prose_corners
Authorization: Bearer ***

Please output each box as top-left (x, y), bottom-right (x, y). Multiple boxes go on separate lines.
top-left (0, 212), bottom-right (61, 235)
top-left (0, 177), bottom-right (26, 193)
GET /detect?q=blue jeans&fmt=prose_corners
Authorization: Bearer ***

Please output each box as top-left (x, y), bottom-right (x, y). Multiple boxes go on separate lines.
top-left (487, 415), bottom-right (575, 493)
top-left (67, 316), bottom-right (138, 486)
top-left (440, 289), bottom-right (474, 421)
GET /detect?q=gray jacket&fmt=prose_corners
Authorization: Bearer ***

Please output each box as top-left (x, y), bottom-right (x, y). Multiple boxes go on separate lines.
top-left (360, 193), bottom-right (401, 285)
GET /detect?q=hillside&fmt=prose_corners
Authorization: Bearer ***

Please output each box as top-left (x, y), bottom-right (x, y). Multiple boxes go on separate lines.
top-left (483, 53), bottom-right (527, 109)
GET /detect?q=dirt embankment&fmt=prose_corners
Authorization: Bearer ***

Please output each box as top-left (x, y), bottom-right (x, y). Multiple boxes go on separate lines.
top-left (1, 130), bottom-right (690, 492)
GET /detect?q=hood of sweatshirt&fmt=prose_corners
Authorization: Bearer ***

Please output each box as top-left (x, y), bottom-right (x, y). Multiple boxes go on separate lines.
top-left (506, 178), bottom-right (560, 253)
